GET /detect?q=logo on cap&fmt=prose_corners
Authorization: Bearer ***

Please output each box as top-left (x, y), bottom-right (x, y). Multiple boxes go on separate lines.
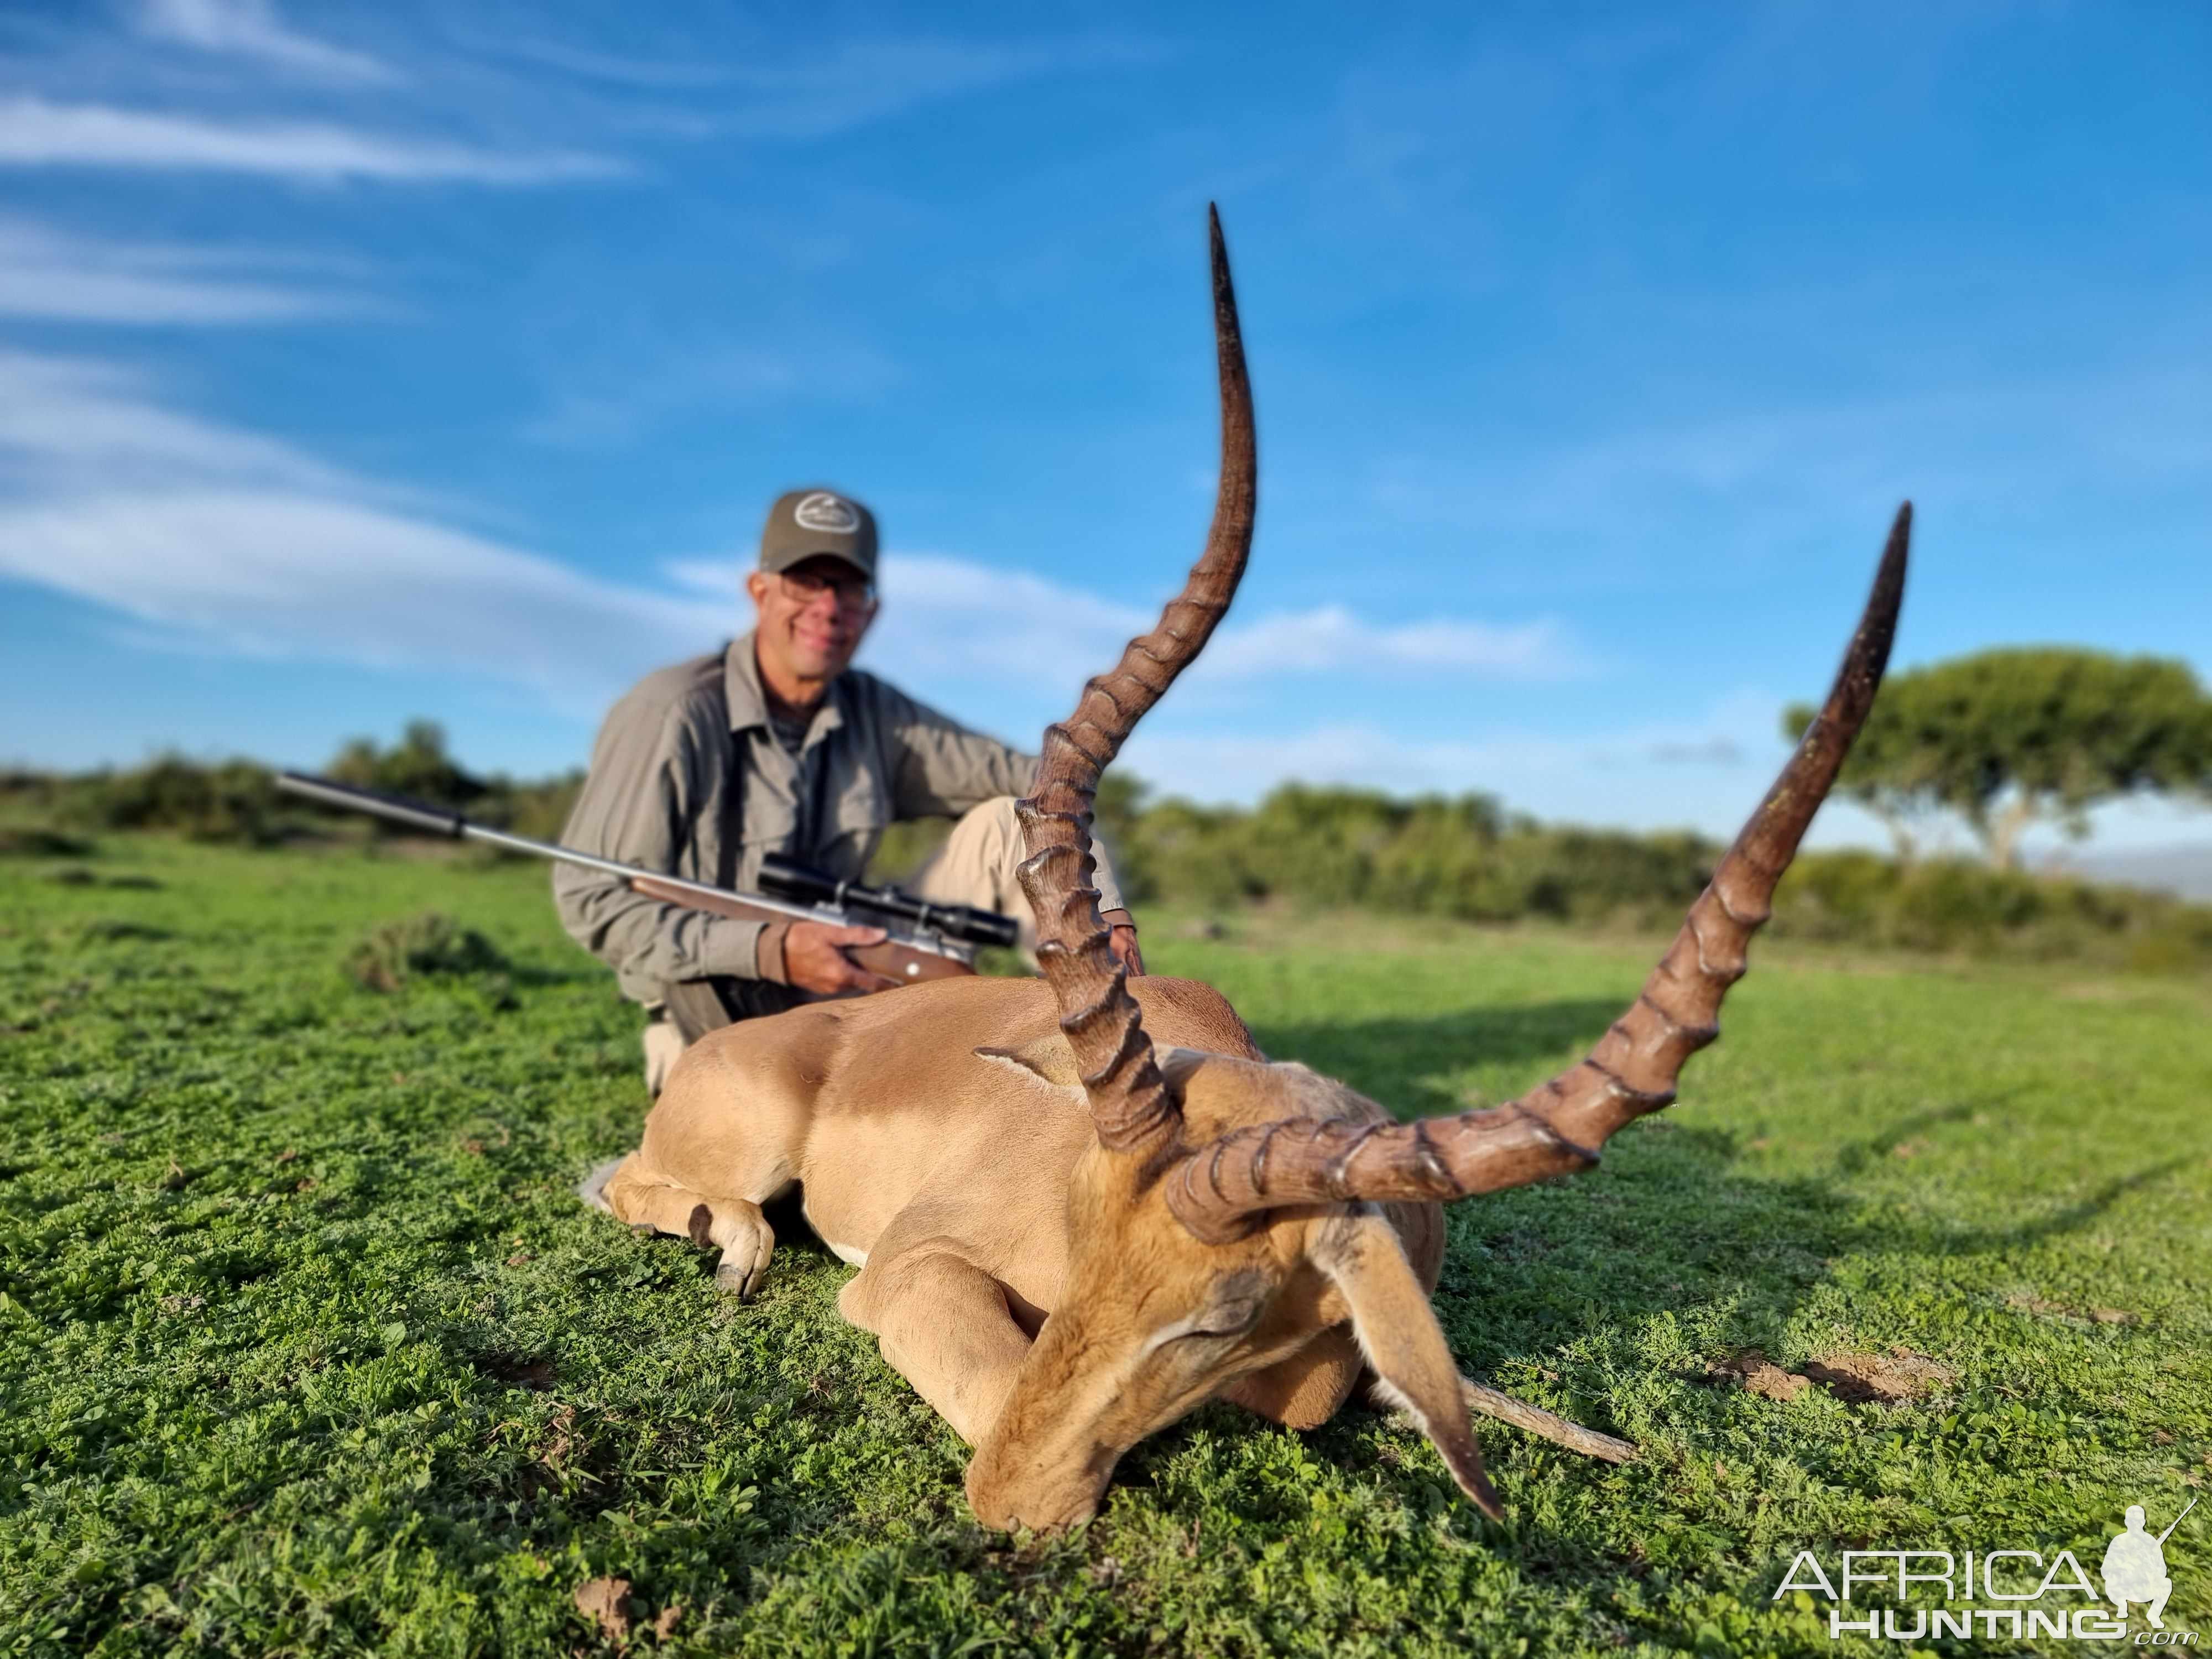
top-left (792, 492), bottom-right (861, 535)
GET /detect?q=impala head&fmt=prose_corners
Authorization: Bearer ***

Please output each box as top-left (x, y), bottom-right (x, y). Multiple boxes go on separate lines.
top-left (977, 205), bottom-right (1911, 1532)
top-left (966, 1045), bottom-right (1475, 1530)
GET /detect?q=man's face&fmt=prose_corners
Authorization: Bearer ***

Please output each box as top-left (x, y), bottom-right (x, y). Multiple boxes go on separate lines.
top-left (747, 554), bottom-right (877, 684)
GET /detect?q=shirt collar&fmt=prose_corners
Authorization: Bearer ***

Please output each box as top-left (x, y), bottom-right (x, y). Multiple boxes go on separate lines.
top-left (724, 632), bottom-right (848, 744)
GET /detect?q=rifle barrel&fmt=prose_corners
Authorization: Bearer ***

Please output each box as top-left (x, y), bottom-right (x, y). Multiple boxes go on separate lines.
top-left (273, 770), bottom-right (879, 933)
top-left (2157, 1495), bottom-right (2198, 1545)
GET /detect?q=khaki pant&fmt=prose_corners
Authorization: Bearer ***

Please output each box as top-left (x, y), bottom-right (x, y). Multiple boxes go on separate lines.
top-left (642, 796), bottom-right (1119, 1094)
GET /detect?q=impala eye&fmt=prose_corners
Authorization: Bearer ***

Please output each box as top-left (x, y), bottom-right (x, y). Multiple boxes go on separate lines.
top-left (1185, 1298), bottom-right (1262, 1340)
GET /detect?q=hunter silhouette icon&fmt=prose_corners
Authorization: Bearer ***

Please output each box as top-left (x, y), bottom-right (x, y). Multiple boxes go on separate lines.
top-left (2104, 1498), bottom-right (2195, 1627)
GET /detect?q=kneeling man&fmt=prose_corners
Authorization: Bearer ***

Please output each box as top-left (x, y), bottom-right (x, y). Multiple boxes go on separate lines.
top-left (555, 487), bottom-right (1140, 1094)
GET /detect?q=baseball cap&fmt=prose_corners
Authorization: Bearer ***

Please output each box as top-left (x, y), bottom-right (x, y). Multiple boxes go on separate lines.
top-left (759, 488), bottom-right (879, 580)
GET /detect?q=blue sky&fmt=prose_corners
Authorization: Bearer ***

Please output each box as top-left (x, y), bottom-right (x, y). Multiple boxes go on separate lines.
top-left (1, 0), bottom-right (2206, 856)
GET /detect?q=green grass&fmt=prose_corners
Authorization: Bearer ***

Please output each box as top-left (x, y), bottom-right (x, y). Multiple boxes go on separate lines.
top-left (2, 839), bottom-right (2209, 1657)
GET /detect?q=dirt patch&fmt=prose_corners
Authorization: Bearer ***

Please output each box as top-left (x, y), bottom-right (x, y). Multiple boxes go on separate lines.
top-left (1698, 1346), bottom-right (1955, 1405)
top-left (2005, 1290), bottom-right (2136, 1326)
top-left (1801, 1349), bottom-right (1957, 1403)
top-left (573, 1577), bottom-right (632, 1641)
top-left (1701, 1350), bottom-right (1811, 1401)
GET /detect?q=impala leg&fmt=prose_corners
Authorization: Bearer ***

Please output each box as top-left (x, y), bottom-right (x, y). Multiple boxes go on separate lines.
top-left (839, 1246), bottom-right (1034, 1446)
top-left (603, 1157), bottom-right (777, 1299)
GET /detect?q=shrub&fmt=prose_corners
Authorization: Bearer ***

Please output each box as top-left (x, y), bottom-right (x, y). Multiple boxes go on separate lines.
top-left (0, 827), bottom-right (92, 858)
top-left (1768, 852), bottom-right (2212, 968)
top-left (84, 756), bottom-right (282, 844)
top-left (345, 912), bottom-right (514, 1006)
top-left (1130, 798), bottom-right (1260, 910)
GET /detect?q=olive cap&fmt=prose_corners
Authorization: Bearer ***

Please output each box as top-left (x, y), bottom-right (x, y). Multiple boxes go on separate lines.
top-left (758, 488), bottom-right (878, 579)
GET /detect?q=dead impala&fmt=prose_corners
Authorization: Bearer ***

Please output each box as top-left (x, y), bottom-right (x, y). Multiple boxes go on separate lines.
top-left (586, 207), bottom-right (1911, 1531)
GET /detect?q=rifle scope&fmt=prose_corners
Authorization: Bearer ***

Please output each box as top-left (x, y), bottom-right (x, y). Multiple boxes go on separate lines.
top-left (757, 854), bottom-right (1020, 951)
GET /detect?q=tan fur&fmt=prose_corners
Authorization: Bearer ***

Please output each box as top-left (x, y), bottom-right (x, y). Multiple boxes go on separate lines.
top-left (598, 971), bottom-right (1502, 1526)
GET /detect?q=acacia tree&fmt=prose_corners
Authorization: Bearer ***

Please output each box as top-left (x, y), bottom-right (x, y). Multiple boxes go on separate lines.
top-left (1783, 648), bottom-right (2212, 869)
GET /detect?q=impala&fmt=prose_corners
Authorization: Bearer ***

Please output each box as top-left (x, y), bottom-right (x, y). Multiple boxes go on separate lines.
top-left (586, 207), bottom-right (1911, 1530)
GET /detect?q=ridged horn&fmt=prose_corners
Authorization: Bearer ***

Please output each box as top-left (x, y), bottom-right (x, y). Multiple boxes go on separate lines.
top-left (1167, 504), bottom-right (1910, 1238)
top-left (1014, 205), bottom-right (1258, 1155)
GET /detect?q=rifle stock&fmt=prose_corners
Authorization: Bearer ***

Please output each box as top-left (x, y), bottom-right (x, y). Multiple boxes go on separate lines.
top-left (625, 875), bottom-right (975, 988)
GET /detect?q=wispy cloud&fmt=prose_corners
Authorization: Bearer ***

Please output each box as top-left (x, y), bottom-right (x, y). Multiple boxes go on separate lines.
top-left (0, 96), bottom-right (623, 184)
top-left (1123, 724), bottom-right (1583, 804)
top-left (0, 489), bottom-right (710, 711)
top-left (669, 554), bottom-right (1575, 687)
top-left (1117, 693), bottom-right (1813, 841)
top-left (1123, 688), bottom-right (1775, 802)
top-left (136, 0), bottom-right (394, 85)
top-left (484, 33), bottom-right (1167, 140)
top-left (0, 351), bottom-right (359, 494)
top-left (0, 350), bottom-right (1579, 720)
top-left (484, 36), bottom-right (755, 90)
top-left (0, 216), bottom-right (357, 324)
top-left (1197, 606), bottom-right (1575, 680)
top-left (0, 351), bottom-right (692, 711)
top-left (712, 38), bottom-right (1165, 140)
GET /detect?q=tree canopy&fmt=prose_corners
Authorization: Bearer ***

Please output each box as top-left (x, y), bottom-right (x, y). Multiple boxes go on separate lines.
top-left (1784, 648), bottom-right (2212, 868)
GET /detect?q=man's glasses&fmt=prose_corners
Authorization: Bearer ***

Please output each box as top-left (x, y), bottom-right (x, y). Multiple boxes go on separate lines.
top-left (778, 569), bottom-right (877, 610)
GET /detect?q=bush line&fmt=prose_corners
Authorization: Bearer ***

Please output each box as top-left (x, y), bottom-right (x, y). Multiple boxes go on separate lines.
top-left (7, 753), bottom-right (2207, 972)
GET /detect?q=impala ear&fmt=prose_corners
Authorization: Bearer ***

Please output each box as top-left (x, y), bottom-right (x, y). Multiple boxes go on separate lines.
top-left (974, 1035), bottom-right (1083, 1091)
top-left (1317, 1215), bottom-right (1502, 1519)
top-left (977, 1040), bottom-right (1218, 1099)
top-left (1155, 1047), bottom-right (1209, 1088)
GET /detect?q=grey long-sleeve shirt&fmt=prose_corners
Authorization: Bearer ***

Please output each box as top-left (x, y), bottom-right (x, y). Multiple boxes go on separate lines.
top-left (554, 633), bottom-right (1124, 1005)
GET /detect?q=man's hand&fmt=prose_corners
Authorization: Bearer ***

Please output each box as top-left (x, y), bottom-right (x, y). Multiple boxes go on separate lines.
top-left (783, 920), bottom-right (897, 995)
top-left (1102, 909), bottom-right (1145, 977)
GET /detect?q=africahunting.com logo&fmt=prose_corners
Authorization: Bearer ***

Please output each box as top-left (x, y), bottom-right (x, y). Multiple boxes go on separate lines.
top-left (1774, 1498), bottom-right (2198, 1643)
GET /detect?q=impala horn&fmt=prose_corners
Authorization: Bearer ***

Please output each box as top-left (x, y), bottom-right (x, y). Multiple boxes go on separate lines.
top-left (1015, 205), bottom-right (1258, 1155)
top-left (1167, 505), bottom-right (1911, 1239)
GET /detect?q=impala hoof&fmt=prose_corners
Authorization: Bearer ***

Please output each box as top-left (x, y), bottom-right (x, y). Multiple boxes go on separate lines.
top-left (714, 1258), bottom-right (765, 1300)
top-left (712, 1220), bottom-right (774, 1300)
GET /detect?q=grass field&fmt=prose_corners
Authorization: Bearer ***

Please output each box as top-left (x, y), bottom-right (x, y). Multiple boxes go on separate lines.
top-left (3, 838), bottom-right (2209, 1657)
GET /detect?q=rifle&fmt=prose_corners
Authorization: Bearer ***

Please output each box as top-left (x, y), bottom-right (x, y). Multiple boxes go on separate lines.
top-left (273, 770), bottom-right (1018, 990)
top-left (2157, 1495), bottom-right (2199, 1545)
